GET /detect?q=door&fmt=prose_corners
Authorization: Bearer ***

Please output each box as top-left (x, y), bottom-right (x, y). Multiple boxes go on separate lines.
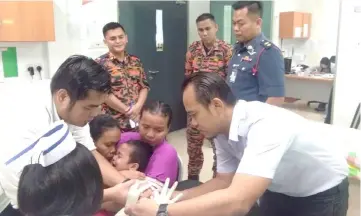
top-left (210, 1), bottom-right (274, 44)
top-left (118, 1), bottom-right (188, 132)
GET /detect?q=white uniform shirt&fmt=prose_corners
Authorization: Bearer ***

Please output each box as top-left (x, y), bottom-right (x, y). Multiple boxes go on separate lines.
top-left (0, 80), bottom-right (95, 212)
top-left (215, 100), bottom-right (352, 197)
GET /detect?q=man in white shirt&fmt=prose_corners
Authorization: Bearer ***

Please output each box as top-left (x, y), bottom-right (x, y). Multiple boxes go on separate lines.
top-left (0, 55), bottom-right (133, 215)
top-left (126, 72), bottom-right (351, 216)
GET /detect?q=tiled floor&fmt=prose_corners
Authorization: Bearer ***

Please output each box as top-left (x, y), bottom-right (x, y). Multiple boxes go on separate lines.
top-left (167, 100), bottom-right (360, 216)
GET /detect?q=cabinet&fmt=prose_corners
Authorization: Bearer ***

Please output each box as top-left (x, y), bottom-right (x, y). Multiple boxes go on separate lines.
top-left (279, 12), bottom-right (312, 39)
top-left (0, 1), bottom-right (55, 42)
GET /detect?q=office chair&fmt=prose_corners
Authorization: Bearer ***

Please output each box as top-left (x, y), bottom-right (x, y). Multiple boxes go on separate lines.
top-left (177, 154), bottom-right (184, 181)
top-left (324, 87), bottom-right (333, 124)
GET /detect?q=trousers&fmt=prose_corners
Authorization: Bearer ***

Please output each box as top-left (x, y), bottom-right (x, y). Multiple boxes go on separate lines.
top-left (186, 114), bottom-right (217, 178)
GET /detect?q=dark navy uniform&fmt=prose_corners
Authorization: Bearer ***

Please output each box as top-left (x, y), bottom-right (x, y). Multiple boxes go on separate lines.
top-left (227, 33), bottom-right (285, 102)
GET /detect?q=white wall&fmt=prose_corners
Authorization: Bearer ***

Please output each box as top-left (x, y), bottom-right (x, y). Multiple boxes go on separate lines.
top-left (271, 0), bottom-right (340, 66)
top-left (47, 0), bottom-right (119, 77)
top-left (0, 43), bottom-right (49, 81)
top-left (332, 0), bottom-right (361, 127)
top-left (1, 0), bottom-right (206, 82)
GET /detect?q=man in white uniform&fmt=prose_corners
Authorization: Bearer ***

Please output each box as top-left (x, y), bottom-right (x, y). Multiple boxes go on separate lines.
top-left (126, 72), bottom-right (351, 216)
top-left (0, 55), bottom-right (133, 215)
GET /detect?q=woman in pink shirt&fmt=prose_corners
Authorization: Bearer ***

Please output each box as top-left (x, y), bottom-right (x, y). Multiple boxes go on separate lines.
top-left (118, 101), bottom-right (179, 185)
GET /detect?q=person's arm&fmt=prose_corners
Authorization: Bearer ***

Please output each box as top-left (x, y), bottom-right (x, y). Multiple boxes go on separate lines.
top-left (185, 50), bottom-right (193, 77)
top-left (168, 118), bottom-right (295, 216)
top-left (128, 63), bottom-right (149, 120)
top-left (136, 64), bottom-right (149, 108)
top-left (101, 201), bottom-right (122, 212)
top-left (103, 180), bottom-right (135, 204)
top-left (105, 94), bottom-right (130, 114)
top-left (223, 44), bottom-right (233, 77)
top-left (145, 146), bottom-right (179, 185)
top-left (257, 47), bottom-right (285, 106)
top-left (179, 137), bottom-right (237, 201)
top-left (94, 57), bottom-right (130, 113)
top-left (168, 174), bottom-right (271, 216)
top-left (179, 173), bottom-right (234, 201)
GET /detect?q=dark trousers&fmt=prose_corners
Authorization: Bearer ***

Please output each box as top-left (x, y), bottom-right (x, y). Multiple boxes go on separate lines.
top-left (0, 204), bottom-right (23, 216)
top-left (259, 178), bottom-right (349, 216)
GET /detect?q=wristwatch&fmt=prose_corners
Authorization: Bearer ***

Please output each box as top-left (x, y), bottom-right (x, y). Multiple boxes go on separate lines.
top-left (156, 204), bottom-right (168, 216)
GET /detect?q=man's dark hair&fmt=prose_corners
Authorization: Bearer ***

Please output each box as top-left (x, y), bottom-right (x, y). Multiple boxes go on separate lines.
top-left (102, 22), bottom-right (126, 37)
top-left (140, 100), bottom-right (173, 128)
top-left (330, 55), bottom-right (336, 64)
top-left (196, 13), bottom-right (216, 23)
top-left (90, 114), bottom-right (120, 142)
top-left (126, 140), bottom-right (153, 172)
top-left (18, 144), bottom-right (103, 216)
top-left (50, 55), bottom-right (111, 104)
top-left (182, 72), bottom-right (237, 107)
top-left (232, 1), bottom-right (262, 17)
top-left (320, 57), bottom-right (331, 67)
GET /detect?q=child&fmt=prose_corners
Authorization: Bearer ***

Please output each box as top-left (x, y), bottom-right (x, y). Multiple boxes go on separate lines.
top-left (112, 140), bottom-right (153, 173)
top-left (95, 140), bottom-right (153, 216)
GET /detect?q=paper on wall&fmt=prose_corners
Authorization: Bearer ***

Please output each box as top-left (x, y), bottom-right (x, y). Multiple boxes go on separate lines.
top-left (223, 5), bottom-right (232, 44)
top-left (294, 27), bottom-right (302, 38)
top-left (303, 24), bottom-right (308, 37)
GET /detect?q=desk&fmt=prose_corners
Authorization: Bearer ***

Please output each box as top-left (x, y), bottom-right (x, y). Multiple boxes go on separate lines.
top-left (285, 74), bottom-right (334, 103)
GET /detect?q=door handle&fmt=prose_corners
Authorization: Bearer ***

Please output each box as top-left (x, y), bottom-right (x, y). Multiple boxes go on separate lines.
top-left (148, 70), bottom-right (159, 74)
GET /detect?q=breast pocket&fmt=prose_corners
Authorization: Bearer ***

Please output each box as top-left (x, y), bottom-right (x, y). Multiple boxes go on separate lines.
top-left (235, 64), bottom-right (254, 83)
top-left (111, 68), bottom-right (126, 87)
top-left (127, 67), bottom-right (142, 84)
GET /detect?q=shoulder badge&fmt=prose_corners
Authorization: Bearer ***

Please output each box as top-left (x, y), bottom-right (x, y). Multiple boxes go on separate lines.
top-left (260, 39), bottom-right (272, 50)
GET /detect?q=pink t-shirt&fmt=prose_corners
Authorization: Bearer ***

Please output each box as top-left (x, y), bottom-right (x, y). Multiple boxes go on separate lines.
top-left (118, 132), bottom-right (179, 185)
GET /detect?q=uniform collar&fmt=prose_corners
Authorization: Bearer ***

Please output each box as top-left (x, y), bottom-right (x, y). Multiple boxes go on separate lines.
top-left (200, 39), bottom-right (221, 55)
top-left (107, 51), bottom-right (130, 64)
top-left (235, 33), bottom-right (264, 51)
top-left (228, 100), bottom-right (248, 141)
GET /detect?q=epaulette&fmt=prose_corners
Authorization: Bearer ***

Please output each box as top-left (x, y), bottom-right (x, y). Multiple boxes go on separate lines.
top-left (260, 39), bottom-right (272, 49)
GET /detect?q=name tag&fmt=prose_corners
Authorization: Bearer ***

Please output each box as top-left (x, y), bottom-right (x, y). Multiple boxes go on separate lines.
top-left (229, 69), bottom-right (237, 83)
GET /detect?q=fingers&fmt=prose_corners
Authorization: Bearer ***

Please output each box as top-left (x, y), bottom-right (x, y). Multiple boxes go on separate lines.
top-left (160, 178), bottom-right (170, 197)
top-left (169, 192), bottom-right (183, 204)
top-left (122, 179), bottom-right (136, 188)
top-left (166, 181), bottom-right (178, 200)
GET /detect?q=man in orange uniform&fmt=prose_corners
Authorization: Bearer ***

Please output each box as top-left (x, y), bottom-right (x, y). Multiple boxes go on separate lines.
top-left (96, 22), bottom-right (149, 132)
top-left (185, 13), bottom-right (232, 180)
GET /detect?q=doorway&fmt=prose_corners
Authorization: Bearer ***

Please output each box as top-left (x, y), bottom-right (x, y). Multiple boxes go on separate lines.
top-left (118, 1), bottom-right (188, 132)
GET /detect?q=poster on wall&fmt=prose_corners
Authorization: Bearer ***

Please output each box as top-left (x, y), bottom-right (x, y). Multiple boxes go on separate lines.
top-left (0, 47), bottom-right (18, 79)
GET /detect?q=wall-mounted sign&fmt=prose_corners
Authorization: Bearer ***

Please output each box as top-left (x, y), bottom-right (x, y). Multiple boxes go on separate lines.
top-left (176, 0), bottom-right (186, 5)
